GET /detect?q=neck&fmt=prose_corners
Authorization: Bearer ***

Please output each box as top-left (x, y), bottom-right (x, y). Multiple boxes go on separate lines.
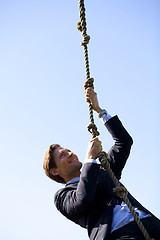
top-left (64, 171), bottom-right (81, 183)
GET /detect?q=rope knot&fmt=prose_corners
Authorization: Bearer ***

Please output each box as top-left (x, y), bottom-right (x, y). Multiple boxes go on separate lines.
top-left (81, 34), bottom-right (90, 46)
top-left (87, 123), bottom-right (99, 137)
top-left (113, 186), bottom-right (128, 199)
top-left (84, 78), bottom-right (94, 89)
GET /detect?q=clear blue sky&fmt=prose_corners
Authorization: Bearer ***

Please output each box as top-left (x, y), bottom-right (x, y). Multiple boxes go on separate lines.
top-left (0, 1), bottom-right (159, 239)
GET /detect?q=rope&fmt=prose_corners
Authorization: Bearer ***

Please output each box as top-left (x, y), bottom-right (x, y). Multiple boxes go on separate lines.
top-left (77, 1), bottom-right (153, 240)
top-left (77, 0), bottom-right (99, 139)
top-left (98, 152), bottom-right (152, 240)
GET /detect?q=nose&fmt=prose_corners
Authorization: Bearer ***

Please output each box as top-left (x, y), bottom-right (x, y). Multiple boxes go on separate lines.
top-left (68, 151), bottom-right (73, 158)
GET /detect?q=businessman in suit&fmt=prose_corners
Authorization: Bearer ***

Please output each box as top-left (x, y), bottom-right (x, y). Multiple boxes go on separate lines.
top-left (43, 87), bottom-right (160, 239)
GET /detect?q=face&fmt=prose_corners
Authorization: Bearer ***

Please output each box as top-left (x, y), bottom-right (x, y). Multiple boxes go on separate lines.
top-left (50, 146), bottom-right (82, 183)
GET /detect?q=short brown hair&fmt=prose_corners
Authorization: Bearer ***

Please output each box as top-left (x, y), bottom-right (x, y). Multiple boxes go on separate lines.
top-left (43, 144), bottom-right (65, 183)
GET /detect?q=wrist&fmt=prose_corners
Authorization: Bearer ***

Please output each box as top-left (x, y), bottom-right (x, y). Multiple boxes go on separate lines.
top-left (98, 109), bottom-right (107, 118)
top-left (86, 154), bottom-right (98, 160)
top-left (94, 106), bottom-right (102, 114)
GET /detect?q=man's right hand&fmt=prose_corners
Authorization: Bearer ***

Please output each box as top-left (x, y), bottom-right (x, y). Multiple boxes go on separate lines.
top-left (85, 87), bottom-right (102, 114)
top-left (86, 137), bottom-right (102, 160)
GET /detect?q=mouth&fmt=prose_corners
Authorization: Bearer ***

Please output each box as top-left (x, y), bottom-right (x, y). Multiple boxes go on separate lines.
top-left (68, 156), bottom-right (79, 164)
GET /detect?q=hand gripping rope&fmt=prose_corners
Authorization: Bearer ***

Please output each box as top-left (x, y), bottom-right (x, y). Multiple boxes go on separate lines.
top-left (77, 1), bottom-right (153, 239)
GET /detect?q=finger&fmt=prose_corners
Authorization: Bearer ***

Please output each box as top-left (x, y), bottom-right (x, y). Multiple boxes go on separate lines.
top-left (86, 87), bottom-right (94, 91)
top-left (90, 137), bottom-right (99, 142)
top-left (86, 96), bottom-right (90, 102)
top-left (86, 93), bottom-right (95, 100)
top-left (91, 137), bottom-right (102, 144)
top-left (85, 88), bottom-right (94, 95)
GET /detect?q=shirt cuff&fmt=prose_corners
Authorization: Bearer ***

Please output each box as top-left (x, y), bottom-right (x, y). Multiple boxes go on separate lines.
top-left (100, 112), bottom-right (112, 124)
top-left (84, 159), bottom-right (101, 164)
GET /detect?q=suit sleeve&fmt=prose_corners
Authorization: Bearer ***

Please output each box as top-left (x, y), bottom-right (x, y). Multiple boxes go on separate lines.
top-left (54, 162), bottom-right (100, 218)
top-left (104, 115), bottom-right (133, 180)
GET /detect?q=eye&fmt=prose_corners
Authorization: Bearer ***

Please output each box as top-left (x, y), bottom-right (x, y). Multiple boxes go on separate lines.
top-left (59, 151), bottom-right (68, 158)
top-left (59, 149), bottom-right (71, 159)
top-left (60, 152), bottom-right (65, 157)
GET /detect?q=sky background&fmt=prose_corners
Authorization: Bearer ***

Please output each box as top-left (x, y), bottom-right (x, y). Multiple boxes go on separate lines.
top-left (0, 0), bottom-right (160, 239)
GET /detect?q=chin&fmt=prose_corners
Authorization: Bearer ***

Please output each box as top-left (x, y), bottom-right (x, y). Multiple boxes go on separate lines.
top-left (79, 162), bottom-right (83, 169)
top-left (75, 161), bottom-right (82, 170)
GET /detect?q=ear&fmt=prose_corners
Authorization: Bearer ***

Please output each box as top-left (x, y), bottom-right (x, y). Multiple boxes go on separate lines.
top-left (49, 168), bottom-right (59, 176)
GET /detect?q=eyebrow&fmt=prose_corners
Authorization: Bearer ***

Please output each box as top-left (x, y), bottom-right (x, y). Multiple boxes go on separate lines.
top-left (58, 149), bottom-right (71, 157)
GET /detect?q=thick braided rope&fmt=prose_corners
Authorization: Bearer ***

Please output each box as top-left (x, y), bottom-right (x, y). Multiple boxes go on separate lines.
top-left (77, 1), bottom-right (153, 239)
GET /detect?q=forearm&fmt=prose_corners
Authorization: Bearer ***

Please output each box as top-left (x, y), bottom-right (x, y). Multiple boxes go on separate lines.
top-left (54, 162), bottom-right (100, 217)
top-left (76, 162), bottom-right (100, 203)
top-left (105, 115), bottom-right (133, 179)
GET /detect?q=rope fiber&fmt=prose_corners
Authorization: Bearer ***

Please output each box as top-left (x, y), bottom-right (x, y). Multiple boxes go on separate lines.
top-left (77, 1), bottom-right (153, 239)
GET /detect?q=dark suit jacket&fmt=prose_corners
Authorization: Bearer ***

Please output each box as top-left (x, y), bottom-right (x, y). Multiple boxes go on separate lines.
top-left (54, 116), bottom-right (153, 240)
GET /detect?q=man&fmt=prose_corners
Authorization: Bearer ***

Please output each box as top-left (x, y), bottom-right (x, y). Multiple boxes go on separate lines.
top-left (43, 88), bottom-right (160, 240)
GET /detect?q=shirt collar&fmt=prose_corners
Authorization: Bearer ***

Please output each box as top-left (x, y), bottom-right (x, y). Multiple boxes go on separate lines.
top-left (66, 177), bottom-right (80, 185)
